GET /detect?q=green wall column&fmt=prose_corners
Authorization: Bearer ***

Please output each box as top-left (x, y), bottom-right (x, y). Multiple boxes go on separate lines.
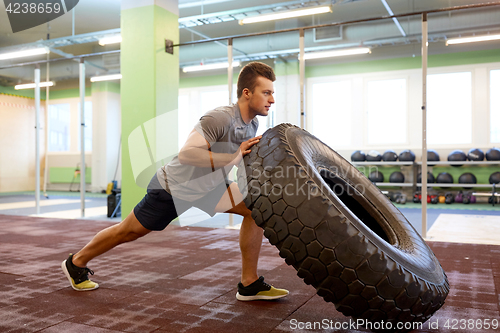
top-left (121, 0), bottom-right (179, 216)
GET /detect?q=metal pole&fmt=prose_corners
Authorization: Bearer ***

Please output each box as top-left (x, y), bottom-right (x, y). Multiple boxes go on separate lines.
top-left (43, 58), bottom-right (50, 198)
top-left (35, 65), bottom-right (40, 215)
top-left (228, 38), bottom-right (233, 105)
top-left (299, 29), bottom-right (305, 129)
top-left (227, 38), bottom-right (234, 228)
top-left (79, 58), bottom-right (86, 217)
top-left (421, 13), bottom-right (428, 238)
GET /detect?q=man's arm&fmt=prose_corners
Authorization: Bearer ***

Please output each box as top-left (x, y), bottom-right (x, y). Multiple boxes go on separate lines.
top-left (177, 129), bottom-right (261, 168)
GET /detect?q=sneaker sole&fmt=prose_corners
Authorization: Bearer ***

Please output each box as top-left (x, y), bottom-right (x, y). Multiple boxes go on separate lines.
top-left (236, 292), bottom-right (288, 301)
top-left (61, 259), bottom-right (99, 291)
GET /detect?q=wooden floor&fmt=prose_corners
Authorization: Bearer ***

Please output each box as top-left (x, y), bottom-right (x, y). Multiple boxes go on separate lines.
top-left (0, 214), bottom-right (499, 332)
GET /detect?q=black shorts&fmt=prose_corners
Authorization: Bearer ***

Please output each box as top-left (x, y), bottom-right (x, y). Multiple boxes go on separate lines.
top-left (133, 174), bottom-right (232, 231)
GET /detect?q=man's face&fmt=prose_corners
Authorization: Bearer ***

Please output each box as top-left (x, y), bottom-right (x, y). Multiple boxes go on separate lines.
top-left (247, 76), bottom-right (275, 116)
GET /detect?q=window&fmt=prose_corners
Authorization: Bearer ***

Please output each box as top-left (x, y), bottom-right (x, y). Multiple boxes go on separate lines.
top-left (48, 103), bottom-right (70, 152)
top-left (491, 69), bottom-right (500, 143)
top-left (178, 94), bottom-right (191, 150)
top-left (311, 81), bottom-right (352, 146)
top-left (366, 78), bottom-right (407, 145)
top-left (200, 90), bottom-right (230, 112)
top-left (427, 72), bottom-right (472, 145)
top-left (77, 101), bottom-right (92, 152)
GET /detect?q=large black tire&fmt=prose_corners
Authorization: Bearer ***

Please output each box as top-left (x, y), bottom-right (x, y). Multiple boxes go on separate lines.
top-left (237, 123), bottom-right (449, 331)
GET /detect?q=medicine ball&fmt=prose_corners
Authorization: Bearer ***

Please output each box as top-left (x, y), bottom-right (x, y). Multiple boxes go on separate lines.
top-left (368, 170), bottom-right (384, 183)
top-left (467, 148), bottom-right (484, 161)
top-left (427, 150), bottom-right (440, 166)
top-left (486, 147), bottom-right (500, 161)
top-left (389, 171), bottom-right (405, 183)
top-left (436, 172), bottom-right (453, 187)
top-left (459, 172), bottom-right (477, 189)
top-left (382, 150), bottom-right (398, 162)
top-left (351, 150), bottom-right (366, 162)
top-left (366, 150), bottom-right (382, 161)
top-left (447, 150), bottom-right (467, 166)
top-left (417, 172), bottom-right (435, 184)
top-left (489, 171), bottom-right (500, 184)
top-left (458, 172), bottom-right (477, 184)
top-left (398, 150), bottom-right (416, 162)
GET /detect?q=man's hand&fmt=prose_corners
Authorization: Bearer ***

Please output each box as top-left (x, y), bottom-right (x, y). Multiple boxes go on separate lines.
top-left (240, 135), bottom-right (262, 156)
top-left (231, 135), bottom-right (262, 165)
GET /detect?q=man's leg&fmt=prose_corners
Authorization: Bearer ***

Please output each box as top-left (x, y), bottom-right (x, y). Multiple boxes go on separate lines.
top-left (62, 210), bottom-right (151, 291)
top-left (72, 210), bottom-right (151, 267)
top-left (214, 182), bottom-right (288, 300)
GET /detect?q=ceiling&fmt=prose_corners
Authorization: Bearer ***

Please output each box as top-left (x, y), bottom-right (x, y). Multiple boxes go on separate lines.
top-left (0, 0), bottom-right (499, 87)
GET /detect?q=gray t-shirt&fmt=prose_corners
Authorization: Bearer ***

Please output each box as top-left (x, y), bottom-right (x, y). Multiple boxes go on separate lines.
top-left (157, 103), bottom-right (258, 201)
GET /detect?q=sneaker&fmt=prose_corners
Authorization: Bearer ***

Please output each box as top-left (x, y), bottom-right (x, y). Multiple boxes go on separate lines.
top-left (236, 276), bottom-right (288, 301)
top-left (61, 254), bottom-right (99, 291)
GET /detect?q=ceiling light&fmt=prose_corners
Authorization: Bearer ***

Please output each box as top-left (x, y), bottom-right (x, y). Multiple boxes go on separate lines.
top-left (15, 81), bottom-right (54, 90)
top-left (446, 34), bottom-right (500, 45)
top-left (98, 36), bottom-right (122, 46)
top-left (90, 74), bottom-right (122, 82)
top-left (0, 47), bottom-right (49, 61)
top-left (303, 47), bottom-right (371, 60)
top-left (182, 61), bottom-right (241, 73)
top-left (239, 6), bottom-right (331, 25)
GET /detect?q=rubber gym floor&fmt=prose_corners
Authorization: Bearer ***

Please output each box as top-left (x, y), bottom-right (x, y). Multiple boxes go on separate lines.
top-left (0, 192), bottom-right (499, 332)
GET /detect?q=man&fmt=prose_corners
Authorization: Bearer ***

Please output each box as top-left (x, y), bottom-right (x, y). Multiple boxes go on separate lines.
top-left (61, 62), bottom-right (289, 301)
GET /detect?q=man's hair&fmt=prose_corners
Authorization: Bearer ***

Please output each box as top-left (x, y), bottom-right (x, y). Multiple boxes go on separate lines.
top-left (237, 62), bottom-right (276, 99)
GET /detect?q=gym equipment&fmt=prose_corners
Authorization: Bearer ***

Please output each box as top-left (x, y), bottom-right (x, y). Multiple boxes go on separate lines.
top-left (351, 150), bottom-right (366, 162)
top-left (427, 149), bottom-right (440, 165)
top-left (445, 192), bottom-right (454, 204)
top-left (398, 149), bottom-right (416, 162)
top-left (389, 171), bottom-right (405, 183)
top-left (462, 191), bottom-right (476, 204)
top-left (382, 150), bottom-right (398, 161)
top-left (368, 170), bottom-right (384, 183)
top-left (417, 172), bottom-right (435, 184)
top-left (455, 191), bottom-right (463, 203)
top-left (467, 148), bottom-right (484, 161)
top-left (366, 150), bottom-right (382, 161)
top-left (447, 150), bottom-right (467, 166)
top-left (489, 171), bottom-right (500, 184)
top-left (238, 123), bottom-right (448, 328)
top-left (458, 172), bottom-right (477, 189)
top-left (436, 172), bottom-right (453, 187)
top-left (413, 191), bottom-right (421, 203)
top-left (438, 195), bottom-right (446, 203)
top-left (486, 147), bottom-right (500, 161)
top-left (431, 195), bottom-right (439, 204)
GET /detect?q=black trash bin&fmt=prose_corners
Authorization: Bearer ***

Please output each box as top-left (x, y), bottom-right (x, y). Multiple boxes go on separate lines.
top-left (107, 189), bottom-right (121, 218)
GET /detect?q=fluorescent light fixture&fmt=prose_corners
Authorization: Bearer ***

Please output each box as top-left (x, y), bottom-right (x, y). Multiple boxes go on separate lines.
top-left (0, 47), bottom-right (49, 61)
top-left (239, 6), bottom-right (331, 25)
top-left (15, 81), bottom-right (54, 90)
top-left (446, 34), bottom-right (500, 45)
top-left (303, 47), bottom-right (371, 60)
top-left (182, 61), bottom-right (241, 73)
top-left (98, 35), bottom-right (122, 46)
top-left (90, 74), bottom-right (122, 82)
